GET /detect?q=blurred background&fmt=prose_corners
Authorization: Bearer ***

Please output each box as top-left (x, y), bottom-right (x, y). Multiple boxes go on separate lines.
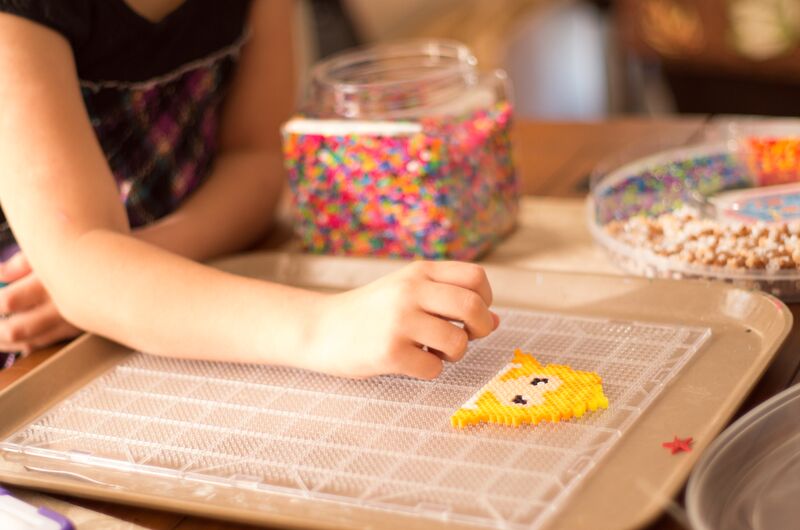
top-left (295, 0), bottom-right (800, 119)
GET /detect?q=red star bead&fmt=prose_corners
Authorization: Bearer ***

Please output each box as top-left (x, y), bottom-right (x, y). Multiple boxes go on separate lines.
top-left (662, 436), bottom-right (693, 454)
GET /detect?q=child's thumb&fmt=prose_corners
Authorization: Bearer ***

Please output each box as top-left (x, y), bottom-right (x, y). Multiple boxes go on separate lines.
top-left (0, 252), bottom-right (31, 282)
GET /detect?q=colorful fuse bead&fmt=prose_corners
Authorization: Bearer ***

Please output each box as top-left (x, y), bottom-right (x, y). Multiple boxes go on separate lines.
top-left (283, 102), bottom-right (518, 260)
top-left (451, 349), bottom-right (609, 428)
top-left (596, 138), bottom-right (800, 227)
top-left (595, 152), bottom-right (750, 225)
top-left (746, 138), bottom-right (800, 186)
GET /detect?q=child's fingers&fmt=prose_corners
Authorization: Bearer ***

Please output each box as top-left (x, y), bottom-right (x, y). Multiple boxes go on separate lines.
top-left (0, 305), bottom-right (79, 354)
top-left (395, 344), bottom-right (443, 380)
top-left (415, 261), bottom-right (493, 306)
top-left (0, 303), bottom-right (60, 343)
top-left (0, 274), bottom-right (48, 313)
top-left (0, 252), bottom-right (31, 283)
top-left (417, 282), bottom-right (495, 339)
top-left (409, 312), bottom-right (469, 362)
top-left (0, 322), bottom-right (81, 356)
top-left (25, 324), bottom-right (80, 354)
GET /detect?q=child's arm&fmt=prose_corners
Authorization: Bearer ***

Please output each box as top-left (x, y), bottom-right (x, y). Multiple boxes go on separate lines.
top-left (0, 2), bottom-right (314, 363)
top-left (0, 1), bottom-right (295, 354)
top-left (0, 11), bottom-right (496, 379)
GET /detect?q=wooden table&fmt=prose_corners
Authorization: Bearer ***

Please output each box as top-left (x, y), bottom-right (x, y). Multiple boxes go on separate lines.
top-left (3, 117), bottom-right (798, 529)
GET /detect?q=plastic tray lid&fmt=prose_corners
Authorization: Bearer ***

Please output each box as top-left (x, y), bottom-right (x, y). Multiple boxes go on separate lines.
top-left (687, 383), bottom-right (800, 530)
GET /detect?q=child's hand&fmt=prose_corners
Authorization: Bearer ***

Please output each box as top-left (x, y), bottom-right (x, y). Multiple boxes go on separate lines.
top-left (0, 252), bottom-right (81, 355)
top-left (308, 261), bottom-right (499, 380)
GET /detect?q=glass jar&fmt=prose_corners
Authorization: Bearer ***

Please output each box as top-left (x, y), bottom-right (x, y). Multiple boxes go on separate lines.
top-left (282, 40), bottom-right (518, 259)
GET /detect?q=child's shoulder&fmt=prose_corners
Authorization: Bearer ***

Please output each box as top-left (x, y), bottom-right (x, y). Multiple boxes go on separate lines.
top-left (0, 0), bottom-right (91, 48)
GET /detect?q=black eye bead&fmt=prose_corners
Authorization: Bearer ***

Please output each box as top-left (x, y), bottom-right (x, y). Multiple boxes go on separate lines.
top-left (531, 377), bottom-right (549, 386)
top-left (512, 395), bottom-right (527, 405)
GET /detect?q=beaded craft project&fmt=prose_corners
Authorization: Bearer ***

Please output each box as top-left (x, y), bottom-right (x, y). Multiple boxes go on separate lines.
top-left (451, 349), bottom-right (609, 428)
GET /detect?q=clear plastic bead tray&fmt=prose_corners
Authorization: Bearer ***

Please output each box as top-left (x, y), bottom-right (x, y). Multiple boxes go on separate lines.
top-left (589, 132), bottom-right (800, 302)
top-left (0, 308), bottom-right (709, 530)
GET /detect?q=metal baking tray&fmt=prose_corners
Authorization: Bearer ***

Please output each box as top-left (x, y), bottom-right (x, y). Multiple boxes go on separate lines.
top-left (0, 253), bottom-right (792, 530)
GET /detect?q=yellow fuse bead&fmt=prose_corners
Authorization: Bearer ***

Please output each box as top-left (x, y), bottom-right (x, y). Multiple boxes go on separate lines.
top-left (451, 349), bottom-right (609, 428)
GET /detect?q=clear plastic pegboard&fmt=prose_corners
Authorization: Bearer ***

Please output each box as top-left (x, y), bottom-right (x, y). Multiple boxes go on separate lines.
top-left (1, 308), bottom-right (710, 529)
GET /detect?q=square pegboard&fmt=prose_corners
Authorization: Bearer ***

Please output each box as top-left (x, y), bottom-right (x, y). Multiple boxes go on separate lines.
top-left (1, 307), bottom-right (710, 530)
